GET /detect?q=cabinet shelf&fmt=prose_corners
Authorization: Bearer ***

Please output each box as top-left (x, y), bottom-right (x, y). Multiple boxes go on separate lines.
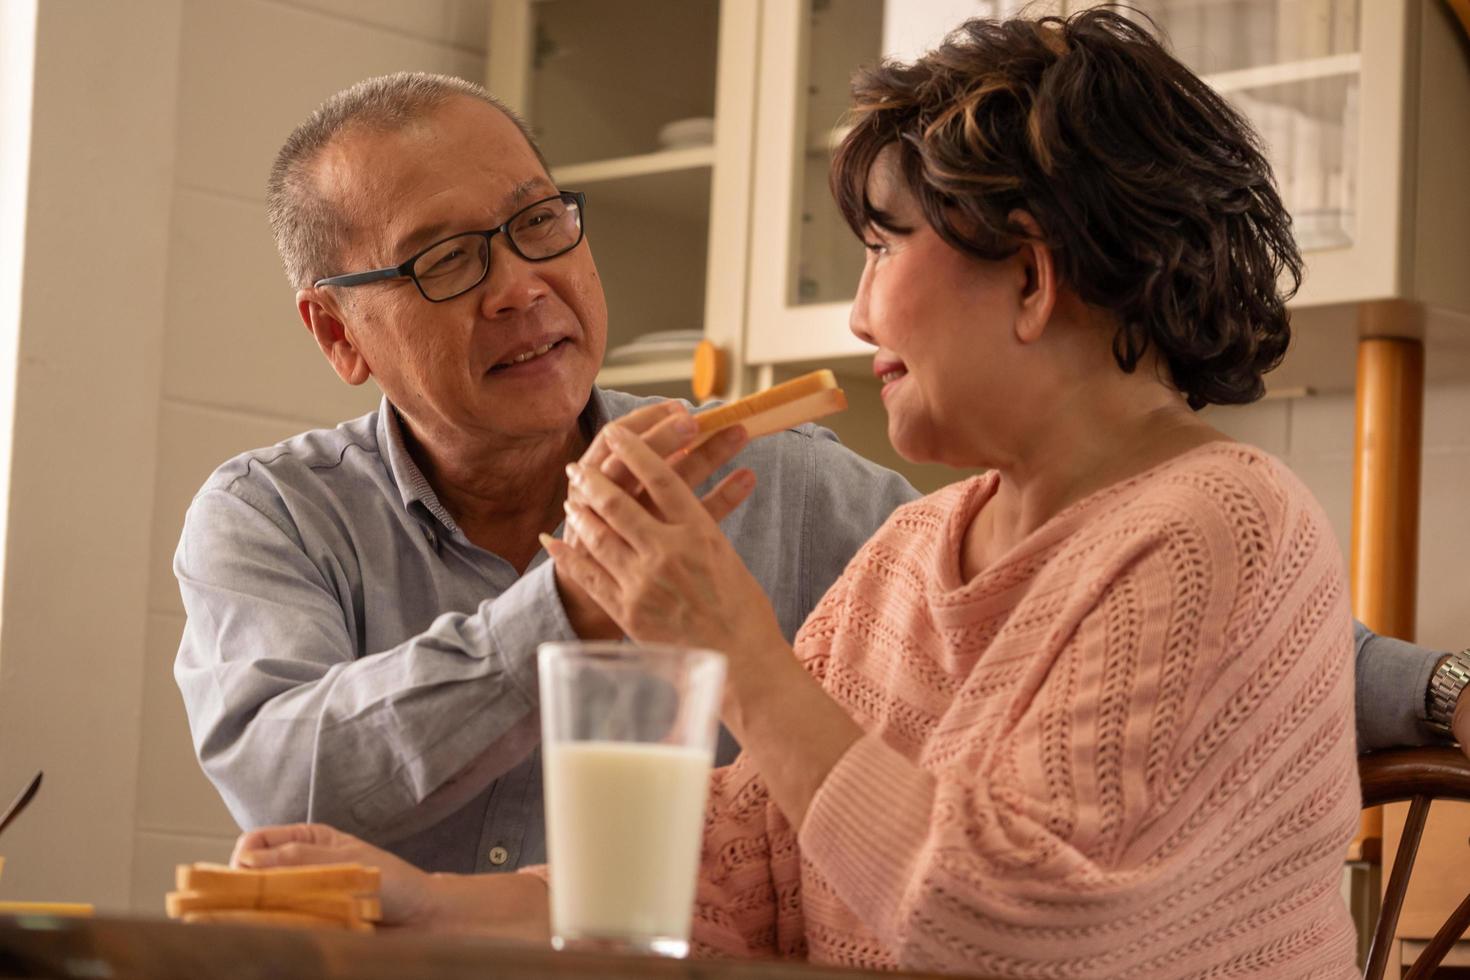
top-left (1201, 52), bottom-right (1361, 94)
top-left (596, 359), bottom-right (694, 390)
top-left (553, 146), bottom-right (715, 186)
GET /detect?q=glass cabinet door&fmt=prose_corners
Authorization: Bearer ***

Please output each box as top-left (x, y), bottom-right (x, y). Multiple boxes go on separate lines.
top-left (489, 0), bottom-right (759, 399)
top-left (746, 0), bottom-right (1402, 368)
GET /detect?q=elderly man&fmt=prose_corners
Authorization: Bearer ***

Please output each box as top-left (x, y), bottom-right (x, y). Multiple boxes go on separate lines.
top-left (177, 71), bottom-right (1469, 876)
top-left (173, 72), bottom-right (913, 876)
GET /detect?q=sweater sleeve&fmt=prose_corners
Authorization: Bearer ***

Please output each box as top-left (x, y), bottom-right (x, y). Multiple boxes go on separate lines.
top-left (796, 470), bottom-right (1360, 976)
top-left (688, 754), bottom-right (806, 960)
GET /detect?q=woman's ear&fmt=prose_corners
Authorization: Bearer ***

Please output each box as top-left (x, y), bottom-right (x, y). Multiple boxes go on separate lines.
top-left (297, 288), bottom-right (372, 386)
top-left (1008, 210), bottom-right (1056, 346)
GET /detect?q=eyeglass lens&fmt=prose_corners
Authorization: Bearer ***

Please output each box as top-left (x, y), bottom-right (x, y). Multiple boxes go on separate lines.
top-left (411, 196), bottom-right (583, 301)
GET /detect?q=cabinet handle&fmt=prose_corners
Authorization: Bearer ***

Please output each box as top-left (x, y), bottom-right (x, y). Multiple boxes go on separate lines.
top-left (692, 340), bottom-right (728, 402)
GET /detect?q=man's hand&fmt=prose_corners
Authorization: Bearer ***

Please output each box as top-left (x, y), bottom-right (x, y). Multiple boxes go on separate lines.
top-left (232, 823), bottom-right (437, 929)
top-left (231, 823), bottom-right (551, 940)
top-left (555, 400), bottom-right (750, 639)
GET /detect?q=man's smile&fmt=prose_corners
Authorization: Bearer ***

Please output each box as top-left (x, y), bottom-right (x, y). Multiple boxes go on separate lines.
top-left (488, 336), bottom-right (571, 373)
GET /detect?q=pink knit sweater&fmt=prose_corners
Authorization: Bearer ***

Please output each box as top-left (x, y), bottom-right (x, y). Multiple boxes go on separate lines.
top-left (690, 443), bottom-right (1360, 978)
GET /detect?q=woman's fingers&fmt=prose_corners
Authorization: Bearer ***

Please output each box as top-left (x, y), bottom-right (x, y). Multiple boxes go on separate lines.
top-left (670, 425), bottom-right (749, 496)
top-left (602, 425), bottom-right (708, 526)
top-left (568, 461), bottom-right (666, 552)
top-left (540, 534), bottom-right (623, 614)
top-left (562, 494), bottom-right (639, 575)
top-left (598, 409), bottom-right (698, 487)
top-left (700, 468), bottom-right (758, 524)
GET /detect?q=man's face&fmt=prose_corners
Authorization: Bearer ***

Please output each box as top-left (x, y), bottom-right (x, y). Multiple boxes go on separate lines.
top-left (313, 96), bottom-right (607, 447)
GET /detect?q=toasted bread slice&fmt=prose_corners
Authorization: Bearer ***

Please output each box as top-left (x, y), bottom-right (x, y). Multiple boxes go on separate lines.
top-left (166, 889), bottom-right (382, 922)
top-left (175, 862), bottom-right (380, 901)
top-left (180, 909), bottom-right (371, 932)
top-left (692, 369), bottom-right (846, 447)
top-left (0, 900), bottom-right (93, 917)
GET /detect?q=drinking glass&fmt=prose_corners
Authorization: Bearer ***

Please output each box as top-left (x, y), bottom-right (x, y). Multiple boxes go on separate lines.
top-left (538, 641), bottom-right (726, 958)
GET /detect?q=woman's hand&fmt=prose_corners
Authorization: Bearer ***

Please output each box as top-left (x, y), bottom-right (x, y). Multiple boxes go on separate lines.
top-left (542, 423), bottom-right (791, 685)
top-left (547, 425), bottom-right (868, 830)
top-left (555, 402), bottom-right (753, 640)
top-left (231, 823), bottom-right (551, 940)
top-left (231, 823), bottom-right (438, 930)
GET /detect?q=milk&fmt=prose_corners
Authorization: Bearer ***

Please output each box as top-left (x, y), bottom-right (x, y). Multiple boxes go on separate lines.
top-left (543, 741), bottom-right (712, 951)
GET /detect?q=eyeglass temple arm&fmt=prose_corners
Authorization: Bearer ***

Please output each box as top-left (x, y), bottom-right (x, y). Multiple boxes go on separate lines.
top-left (314, 266), bottom-right (409, 289)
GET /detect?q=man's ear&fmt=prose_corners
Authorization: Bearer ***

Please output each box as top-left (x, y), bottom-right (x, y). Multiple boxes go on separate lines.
top-left (297, 288), bottom-right (372, 386)
top-left (1007, 211), bottom-right (1056, 346)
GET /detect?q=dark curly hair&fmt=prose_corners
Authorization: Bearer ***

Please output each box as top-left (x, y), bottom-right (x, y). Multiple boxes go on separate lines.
top-left (831, 6), bottom-right (1301, 409)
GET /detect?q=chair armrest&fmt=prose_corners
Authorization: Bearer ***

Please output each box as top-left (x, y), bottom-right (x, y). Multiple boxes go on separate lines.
top-left (1360, 747), bottom-right (1470, 807)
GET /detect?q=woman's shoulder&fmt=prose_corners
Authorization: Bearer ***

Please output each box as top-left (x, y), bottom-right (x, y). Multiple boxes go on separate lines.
top-left (1111, 440), bottom-right (1325, 542)
top-left (1086, 442), bottom-right (1343, 621)
top-left (869, 473), bottom-right (999, 547)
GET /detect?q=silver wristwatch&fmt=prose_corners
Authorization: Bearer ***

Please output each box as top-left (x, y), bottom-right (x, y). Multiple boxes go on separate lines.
top-left (1427, 648), bottom-right (1470, 737)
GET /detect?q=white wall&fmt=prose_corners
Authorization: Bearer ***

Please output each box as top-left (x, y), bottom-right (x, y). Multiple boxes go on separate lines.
top-left (0, 0), bottom-right (183, 911)
top-left (0, 0), bottom-right (37, 649)
top-left (0, 0), bottom-right (487, 913)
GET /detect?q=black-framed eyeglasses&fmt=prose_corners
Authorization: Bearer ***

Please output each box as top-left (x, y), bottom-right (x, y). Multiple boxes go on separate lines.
top-left (314, 191), bottom-right (587, 303)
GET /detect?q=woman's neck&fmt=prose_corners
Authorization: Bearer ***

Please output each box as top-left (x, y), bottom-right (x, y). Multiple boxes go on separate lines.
top-left (961, 376), bottom-right (1224, 580)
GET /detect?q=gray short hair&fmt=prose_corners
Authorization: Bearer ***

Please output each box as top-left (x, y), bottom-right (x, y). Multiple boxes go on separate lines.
top-left (266, 71), bottom-right (545, 290)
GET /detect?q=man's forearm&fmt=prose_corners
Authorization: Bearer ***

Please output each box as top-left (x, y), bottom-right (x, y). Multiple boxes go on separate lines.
top-left (420, 871), bottom-right (551, 939)
top-left (179, 559), bottom-right (576, 841)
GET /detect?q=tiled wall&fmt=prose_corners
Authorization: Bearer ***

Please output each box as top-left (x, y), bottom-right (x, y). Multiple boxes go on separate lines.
top-left (129, 0), bottom-right (488, 912)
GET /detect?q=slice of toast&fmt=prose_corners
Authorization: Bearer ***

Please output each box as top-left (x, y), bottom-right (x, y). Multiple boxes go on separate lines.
top-left (692, 369), bottom-right (846, 447)
top-left (0, 900), bottom-right (94, 917)
top-left (175, 863), bottom-right (380, 901)
top-left (166, 889), bottom-right (382, 922)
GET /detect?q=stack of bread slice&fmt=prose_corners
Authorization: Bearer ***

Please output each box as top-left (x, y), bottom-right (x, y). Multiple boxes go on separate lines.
top-left (168, 862), bottom-right (381, 932)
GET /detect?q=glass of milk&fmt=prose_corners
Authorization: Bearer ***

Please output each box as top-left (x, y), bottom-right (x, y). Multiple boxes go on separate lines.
top-left (538, 641), bottom-right (726, 958)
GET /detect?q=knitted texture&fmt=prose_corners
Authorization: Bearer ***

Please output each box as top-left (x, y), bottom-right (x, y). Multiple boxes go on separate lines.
top-left (691, 443), bottom-right (1360, 978)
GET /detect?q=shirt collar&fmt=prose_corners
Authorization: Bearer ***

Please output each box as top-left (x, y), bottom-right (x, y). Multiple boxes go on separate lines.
top-left (375, 389), bottom-right (614, 534)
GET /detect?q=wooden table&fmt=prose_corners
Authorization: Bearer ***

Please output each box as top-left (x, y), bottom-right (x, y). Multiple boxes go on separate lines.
top-left (0, 914), bottom-right (959, 980)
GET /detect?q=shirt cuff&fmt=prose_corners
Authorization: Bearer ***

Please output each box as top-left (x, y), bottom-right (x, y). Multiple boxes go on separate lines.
top-left (484, 558), bottom-right (578, 705)
top-left (797, 731), bottom-right (934, 939)
top-left (1355, 629), bottom-right (1446, 751)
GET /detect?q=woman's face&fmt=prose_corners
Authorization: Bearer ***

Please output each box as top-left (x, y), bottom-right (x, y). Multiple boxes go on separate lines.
top-left (848, 149), bottom-right (1028, 468)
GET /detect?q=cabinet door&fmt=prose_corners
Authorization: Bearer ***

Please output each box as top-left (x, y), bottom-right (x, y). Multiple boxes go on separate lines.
top-left (746, 0), bottom-right (886, 365)
top-left (1119, 0), bottom-right (1409, 309)
top-left (489, 0), bottom-right (759, 400)
top-left (745, 0), bottom-right (1410, 369)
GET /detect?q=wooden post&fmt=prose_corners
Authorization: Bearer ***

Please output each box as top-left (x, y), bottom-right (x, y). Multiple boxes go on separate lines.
top-left (1350, 315), bottom-right (1426, 859)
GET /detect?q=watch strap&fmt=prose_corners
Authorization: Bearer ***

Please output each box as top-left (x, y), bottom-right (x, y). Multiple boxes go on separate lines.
top-left (1427, 648), bottom-right (1470, 737)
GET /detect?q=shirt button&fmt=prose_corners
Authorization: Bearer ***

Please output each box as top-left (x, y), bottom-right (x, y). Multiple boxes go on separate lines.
top-left (422, 525), bottom-right (437, 548)
top-left (488, 846), bottom-right (510, 867)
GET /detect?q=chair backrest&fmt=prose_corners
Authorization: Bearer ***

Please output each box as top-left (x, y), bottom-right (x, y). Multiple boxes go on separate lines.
top-left (1359, 747), bottom-right (1470, 980)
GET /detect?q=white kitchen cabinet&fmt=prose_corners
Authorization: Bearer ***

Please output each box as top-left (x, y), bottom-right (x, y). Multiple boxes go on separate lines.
top-left (743, 0), bottom-right (1470, 397)
top-left (488, 0), bottom-right (760, 401)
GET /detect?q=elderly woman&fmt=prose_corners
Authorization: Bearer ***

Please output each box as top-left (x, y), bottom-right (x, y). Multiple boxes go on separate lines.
top-left (236, 10), bottom-right (1359, 977)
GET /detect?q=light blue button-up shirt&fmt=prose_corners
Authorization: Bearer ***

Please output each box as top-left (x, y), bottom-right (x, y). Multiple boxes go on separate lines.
top-left (174, 388), bottom-right (920, 873)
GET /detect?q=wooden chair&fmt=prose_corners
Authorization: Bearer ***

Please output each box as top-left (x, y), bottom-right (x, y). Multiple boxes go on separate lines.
top-left (1360, 747), bottom-right (1470, 980)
